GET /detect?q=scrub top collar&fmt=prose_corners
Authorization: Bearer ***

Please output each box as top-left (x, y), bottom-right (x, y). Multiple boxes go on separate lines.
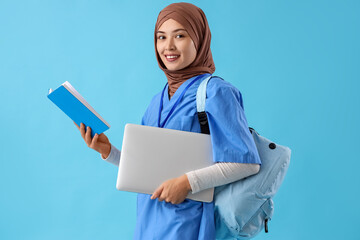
top-left (164, 73), bottom-right (211, 104)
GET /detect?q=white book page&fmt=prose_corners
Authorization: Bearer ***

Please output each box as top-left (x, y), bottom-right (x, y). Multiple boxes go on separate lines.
top-left (62, 81), bottom-right (110, 128)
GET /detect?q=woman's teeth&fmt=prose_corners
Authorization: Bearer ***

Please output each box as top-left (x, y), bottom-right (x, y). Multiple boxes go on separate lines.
top-left (166, 55), bottom-right (179, 59)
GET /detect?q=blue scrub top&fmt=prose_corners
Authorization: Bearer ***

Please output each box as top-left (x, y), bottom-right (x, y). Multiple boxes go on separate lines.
top-left (134, 73), bottom-right (261, 240)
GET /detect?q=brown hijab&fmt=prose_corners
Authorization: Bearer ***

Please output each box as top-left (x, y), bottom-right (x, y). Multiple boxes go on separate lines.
top-left (154, 2), bottom-right (215, 97)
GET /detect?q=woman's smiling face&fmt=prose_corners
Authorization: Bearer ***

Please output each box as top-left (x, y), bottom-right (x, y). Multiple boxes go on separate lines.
top-left (156, 19), bottom-right (197, 71)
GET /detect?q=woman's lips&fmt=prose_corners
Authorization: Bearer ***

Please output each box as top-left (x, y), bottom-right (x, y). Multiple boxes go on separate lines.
top-left (165, 54), bottom-right (180, 62)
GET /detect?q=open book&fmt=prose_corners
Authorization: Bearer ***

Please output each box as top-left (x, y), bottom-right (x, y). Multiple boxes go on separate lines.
top-left (48, 81), bottom-right (110, 137)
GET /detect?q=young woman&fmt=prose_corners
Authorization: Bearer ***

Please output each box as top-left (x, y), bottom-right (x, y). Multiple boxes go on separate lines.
top-left (75, 3), bottom-right (261, 239)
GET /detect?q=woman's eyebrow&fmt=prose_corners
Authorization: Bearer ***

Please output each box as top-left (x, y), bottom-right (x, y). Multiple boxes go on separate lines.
top-left (157, 28), bottom-right (187, 34)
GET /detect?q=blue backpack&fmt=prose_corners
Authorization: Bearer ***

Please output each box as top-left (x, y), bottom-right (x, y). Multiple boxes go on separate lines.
top-left (196, 76), bottom-right (291, 239)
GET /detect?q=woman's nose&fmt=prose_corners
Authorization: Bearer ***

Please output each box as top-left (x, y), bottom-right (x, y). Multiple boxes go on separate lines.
top-left (165, 38), bottom-right (175, 51)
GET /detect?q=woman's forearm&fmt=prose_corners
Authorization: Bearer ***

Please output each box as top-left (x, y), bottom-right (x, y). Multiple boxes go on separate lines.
top-left (186, 162), bottom-right (260, 194)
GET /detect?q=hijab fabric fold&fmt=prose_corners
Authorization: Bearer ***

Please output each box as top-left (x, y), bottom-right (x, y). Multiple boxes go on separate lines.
top-left (154, 2), bottom-right (215, 97)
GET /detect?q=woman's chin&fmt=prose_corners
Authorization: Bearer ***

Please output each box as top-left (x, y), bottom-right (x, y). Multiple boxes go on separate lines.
top-left (165, 65), bottom-right (182, 71)
top-left (164, 63), bottom-right (191, 71)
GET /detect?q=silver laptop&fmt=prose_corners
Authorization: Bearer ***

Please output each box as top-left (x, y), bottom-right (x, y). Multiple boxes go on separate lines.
top-left (116, 123), bottom-right (214, 203)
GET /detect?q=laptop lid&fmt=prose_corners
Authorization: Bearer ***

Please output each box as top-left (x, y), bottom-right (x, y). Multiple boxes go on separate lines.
top-left (116, 123), bottom-right (214, 203)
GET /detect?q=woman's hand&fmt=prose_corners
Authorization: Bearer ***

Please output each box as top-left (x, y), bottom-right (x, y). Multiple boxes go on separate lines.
top-left (74, 122), bottom-right (111, 159)
top-left (150, 174), bottom-right (192, 204)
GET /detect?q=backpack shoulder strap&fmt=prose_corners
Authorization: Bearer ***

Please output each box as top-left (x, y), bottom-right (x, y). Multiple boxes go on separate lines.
top-left (196, 75), bottom-right (212, 134)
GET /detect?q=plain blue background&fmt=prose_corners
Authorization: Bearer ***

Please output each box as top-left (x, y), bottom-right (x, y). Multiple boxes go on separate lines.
top-left (1, 0), bottom-right (359, 239)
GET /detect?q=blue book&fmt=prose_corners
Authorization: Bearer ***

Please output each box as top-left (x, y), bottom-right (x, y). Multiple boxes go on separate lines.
top-left (47, 81), bottom-right (110, 137)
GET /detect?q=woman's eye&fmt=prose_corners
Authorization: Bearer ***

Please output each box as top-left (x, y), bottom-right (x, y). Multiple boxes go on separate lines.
top-left (158, 36), bottom-right (165, 40)
top-left (176, 34), bottom-right (184, 38)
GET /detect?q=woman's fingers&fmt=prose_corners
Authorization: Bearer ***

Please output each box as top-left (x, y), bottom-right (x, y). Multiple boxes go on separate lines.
top-left (80, 123), bottom-right (86, 139)
top-left (85, 126), bottom-right (92, 146)
top-left (158, 188), bottom-right (168, 202)
top-left (76, 123), bottom-right (104, 152)
top-left (150, 187), bottom-right (160, 200)
top-left (151, 185), bottom-right (164, 200)
top-left (90, 133), bottom-right (99, 148)
top-left (150, 181), bottom-right (185, 204)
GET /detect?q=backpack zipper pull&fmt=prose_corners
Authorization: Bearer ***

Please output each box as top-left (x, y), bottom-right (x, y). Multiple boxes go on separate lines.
top-left (265, 218), bottom-right (269, 233)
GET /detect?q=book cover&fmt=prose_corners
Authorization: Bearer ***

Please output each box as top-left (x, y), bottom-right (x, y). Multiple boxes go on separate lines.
top-left (48, 81), bottom-right (110, 137)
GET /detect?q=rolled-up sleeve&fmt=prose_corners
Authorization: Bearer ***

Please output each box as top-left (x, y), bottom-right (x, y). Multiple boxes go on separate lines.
top-left (205, 78), bottom-right (261, 164)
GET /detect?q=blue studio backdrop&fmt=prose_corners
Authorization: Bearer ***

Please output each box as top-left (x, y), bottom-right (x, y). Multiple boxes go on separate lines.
top-left (1, 0), bottom-right (359, 239)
